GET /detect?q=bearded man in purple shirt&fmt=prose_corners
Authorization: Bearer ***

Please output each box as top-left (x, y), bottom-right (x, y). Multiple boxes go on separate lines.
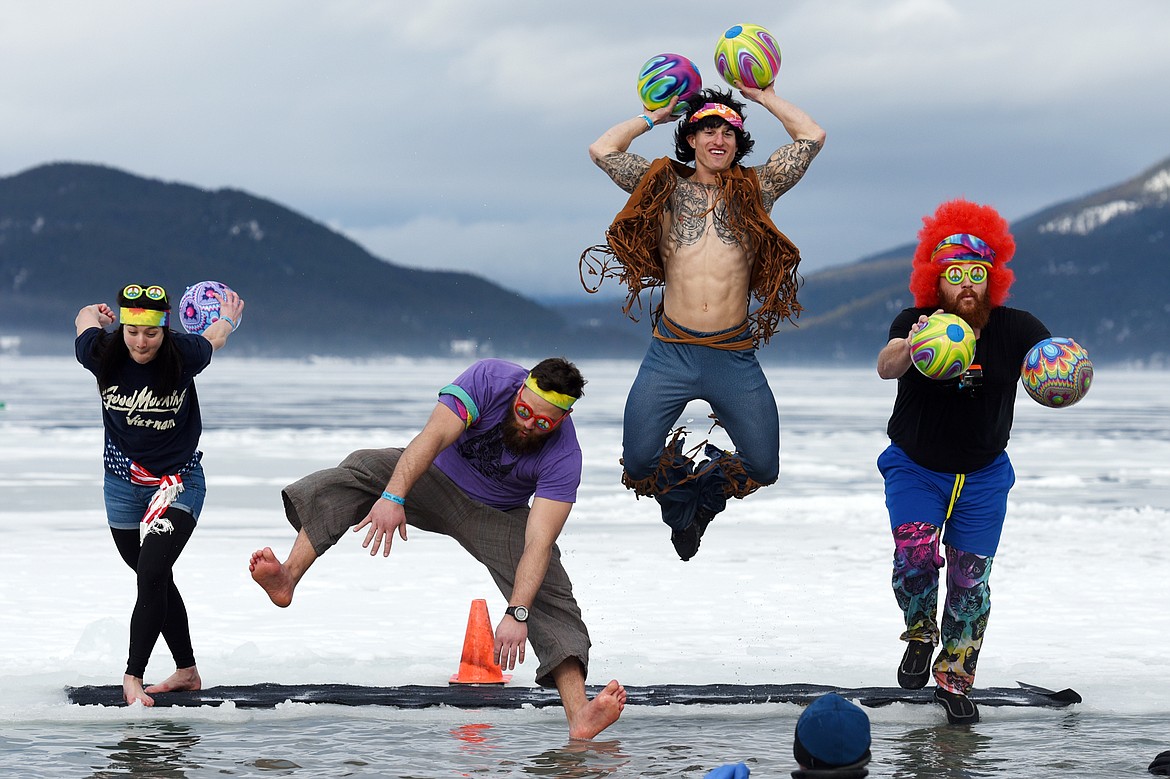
top-left (249, 357), bottom-right (626, 739)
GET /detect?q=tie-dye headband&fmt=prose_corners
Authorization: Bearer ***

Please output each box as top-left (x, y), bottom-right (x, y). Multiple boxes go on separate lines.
top-left (930, 233), bottom-right (996, 265)
top-left (524, 374), bottom-right (577, 411)
top-left (120, 308), bottom-right (170, 327)
top-left (688, 103), bottom-right (744, 129)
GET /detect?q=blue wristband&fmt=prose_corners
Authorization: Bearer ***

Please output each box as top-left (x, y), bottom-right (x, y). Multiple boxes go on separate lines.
top-left (638, 114), bottom-right (654, 130)
top-left (381, 491), bottom-right (406, 505)
top-left (219, 315), bottom-right (237, 331)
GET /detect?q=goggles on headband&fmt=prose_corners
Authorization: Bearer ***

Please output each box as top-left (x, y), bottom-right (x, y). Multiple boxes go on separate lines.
top-left (122, 284), bottom-right (167, 302)
top-left (688, 103), bottom-right (744, 129)
top-left (120, 284), bottom-right (170, 327)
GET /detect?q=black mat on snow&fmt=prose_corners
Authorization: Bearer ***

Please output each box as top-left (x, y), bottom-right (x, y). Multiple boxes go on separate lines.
top-left (66, 681), bottom-right (1081, 709)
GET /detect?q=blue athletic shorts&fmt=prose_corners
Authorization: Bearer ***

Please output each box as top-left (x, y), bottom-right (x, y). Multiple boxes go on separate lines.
top-left (877, 443), bottom-right (1014, 557)
top-left (103, 464), bottom-right (207, 530)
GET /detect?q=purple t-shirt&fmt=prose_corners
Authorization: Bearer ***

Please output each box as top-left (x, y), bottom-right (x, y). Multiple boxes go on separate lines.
top-left (433, 359), bottom-right (581, 510)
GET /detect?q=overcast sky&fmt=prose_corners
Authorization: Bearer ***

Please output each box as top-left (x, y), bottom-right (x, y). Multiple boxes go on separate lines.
top-left (3, 0), bottom-right (1168, 299)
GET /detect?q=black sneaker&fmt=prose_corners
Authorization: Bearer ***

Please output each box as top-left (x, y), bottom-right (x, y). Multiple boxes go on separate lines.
top-left (933, 687), bottom-right (980, 725)
top-left (670, 508), bottom-right (716, 562)
top-left (897, 640), bottom-right (933, 689)
top-left (670, 522), bottom-right (701, 561)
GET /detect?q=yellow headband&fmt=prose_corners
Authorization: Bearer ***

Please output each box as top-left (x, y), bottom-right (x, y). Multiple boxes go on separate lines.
top-left (120, 307), bottom-right (169, 327)
top-left (524, 375), bottom-right (577, 411)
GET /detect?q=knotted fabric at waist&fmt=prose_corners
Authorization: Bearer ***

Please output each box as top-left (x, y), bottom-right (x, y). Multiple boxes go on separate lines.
top-left (653, 315), bottom-right (753, 351)
top-left (129, 462), bottom-right (185, 542)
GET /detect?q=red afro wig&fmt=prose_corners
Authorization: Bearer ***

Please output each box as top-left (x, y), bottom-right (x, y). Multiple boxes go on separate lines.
top-left (909, 199), bottom-right (1016, 308)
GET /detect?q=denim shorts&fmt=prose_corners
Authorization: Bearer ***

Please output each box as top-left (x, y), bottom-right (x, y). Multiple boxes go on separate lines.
top-left (103, 463), bottom-right (207, 530)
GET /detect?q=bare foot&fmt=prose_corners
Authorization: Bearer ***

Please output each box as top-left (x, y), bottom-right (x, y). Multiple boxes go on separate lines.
top-left (568, 679), bottom-right (627, 740)
top-left (144, 665), bottom-right (202, 694)
top-left (123, 674), bottom-right (155, 707)
top-left (249, 547), bottom-right (294, 607)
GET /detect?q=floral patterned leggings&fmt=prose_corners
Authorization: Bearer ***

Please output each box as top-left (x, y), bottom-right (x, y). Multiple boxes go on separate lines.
top-left (892, 521), bottom-right (993, 694)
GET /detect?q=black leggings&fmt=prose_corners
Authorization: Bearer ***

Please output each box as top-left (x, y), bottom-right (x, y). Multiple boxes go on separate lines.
top-left (110, 507), bottom-right (197, 679)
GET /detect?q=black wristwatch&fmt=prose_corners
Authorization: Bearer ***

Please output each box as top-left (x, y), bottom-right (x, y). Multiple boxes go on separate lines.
top-left (505, 605), bottom-right (529, 623)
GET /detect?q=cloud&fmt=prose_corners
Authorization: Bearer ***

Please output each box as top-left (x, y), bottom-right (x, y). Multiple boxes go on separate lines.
top-left (3, 0), bottom-right (1170, 300)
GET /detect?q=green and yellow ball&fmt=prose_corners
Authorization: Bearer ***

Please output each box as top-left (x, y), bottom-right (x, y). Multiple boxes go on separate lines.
top-left (714, 23), bottom-right (782, 90)
top-left (909, 314), bottom-right (976, 380)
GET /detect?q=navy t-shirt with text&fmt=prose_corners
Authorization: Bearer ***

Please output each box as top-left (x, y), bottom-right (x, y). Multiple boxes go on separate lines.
top-left (76, 327), bottom-right (213, 476)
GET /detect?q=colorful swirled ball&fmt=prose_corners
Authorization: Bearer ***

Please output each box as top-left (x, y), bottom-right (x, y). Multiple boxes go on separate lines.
top-left (179, 280), bottom-right (239, 335)
top-left (714, 23), bottom-right (782, 90)
top-left (909, 314), bottom-right (976, 380)
top-left (637, 53), bottom-right (702, 115)
top-left (1021, 337), bottom-right (1093, 408)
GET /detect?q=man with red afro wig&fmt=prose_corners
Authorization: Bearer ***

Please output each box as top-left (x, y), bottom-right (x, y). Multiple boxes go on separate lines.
top-left (908, 199), bottom-right (1017, 311)
top-left (876, 199), bottom-right (1052, 724)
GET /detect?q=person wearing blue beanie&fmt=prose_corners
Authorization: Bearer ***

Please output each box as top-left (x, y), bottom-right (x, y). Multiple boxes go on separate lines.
top-left (792, 693), bottom-right (871, 776)
top-left (704, 693), bottom-right (872, 778)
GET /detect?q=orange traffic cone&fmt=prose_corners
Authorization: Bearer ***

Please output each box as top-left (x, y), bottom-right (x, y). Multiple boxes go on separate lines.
top-left (449, 599), bottom-right (512, 685)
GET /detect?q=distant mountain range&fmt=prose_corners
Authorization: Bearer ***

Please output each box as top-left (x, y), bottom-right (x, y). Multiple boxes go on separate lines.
top-left (561, 154), bottom-right (1170, 366)
top-left (3, 157), bottom-right (1168, 364)
top-left (763, 154), bottom-right (1170, 366)
top-left (0, 162), bottom-right (640, 359)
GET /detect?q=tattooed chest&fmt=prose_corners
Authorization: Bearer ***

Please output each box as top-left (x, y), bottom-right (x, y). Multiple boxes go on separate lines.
top-left (666, 183), bottom-right (738, 246)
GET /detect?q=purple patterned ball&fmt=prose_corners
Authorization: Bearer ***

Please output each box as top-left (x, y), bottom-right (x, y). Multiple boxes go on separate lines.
top-left (1021, 337), bottom-right (1093, 408)
top-left (637, 53), bottom-right (702, 115)
top-left (179, 280), bottom-right (238, 335)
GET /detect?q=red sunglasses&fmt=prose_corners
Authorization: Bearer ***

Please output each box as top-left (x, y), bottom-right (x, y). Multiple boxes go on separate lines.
top-left (514, 389), bottom-right (570, 432)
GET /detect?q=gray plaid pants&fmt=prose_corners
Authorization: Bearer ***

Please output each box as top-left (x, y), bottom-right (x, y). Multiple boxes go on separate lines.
top-left (281, 447), bottom-right (591, 687)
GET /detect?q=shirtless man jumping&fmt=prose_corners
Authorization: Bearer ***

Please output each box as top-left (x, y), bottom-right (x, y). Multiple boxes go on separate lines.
top-left (583, 84), bottom-right (825, 561)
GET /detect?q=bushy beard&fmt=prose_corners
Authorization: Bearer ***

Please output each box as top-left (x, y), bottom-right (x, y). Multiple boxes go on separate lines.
top-left (502, 416), bottom-right (547, 455)
top-left (942, 288), bottom-right (992, 331)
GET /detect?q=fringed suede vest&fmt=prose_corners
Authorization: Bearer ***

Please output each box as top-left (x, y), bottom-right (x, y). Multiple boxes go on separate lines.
top-left (580, 157), bottom-right (803, 347)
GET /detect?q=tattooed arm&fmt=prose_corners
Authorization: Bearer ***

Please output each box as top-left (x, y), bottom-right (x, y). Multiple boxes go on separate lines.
top-left (736, 82), bottom-right (826, 209)
top-left (588, 99), bottom-right (677, 193)
top-left (755, 139), bottom-right (823, 210)
top-left (592, 150), bottom-right (652, 194)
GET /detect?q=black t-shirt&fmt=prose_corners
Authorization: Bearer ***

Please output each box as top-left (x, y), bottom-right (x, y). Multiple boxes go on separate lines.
top-left (885, 306), bottom-right (1050, 473)
top-left (76, 327), bottom-right (214, 475)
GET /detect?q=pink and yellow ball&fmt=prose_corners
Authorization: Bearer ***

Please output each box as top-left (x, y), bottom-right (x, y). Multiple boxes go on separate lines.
top-left (1021, 337), bottom-right (1093, 408)
top-left (714, 23), bottom-right (781, 90)
top-left (910, 314), bottom-right (976, 380)
top-left (637, 53), bottom-right (702, 115)
top-left (179, 280), bottom-right (239, 335)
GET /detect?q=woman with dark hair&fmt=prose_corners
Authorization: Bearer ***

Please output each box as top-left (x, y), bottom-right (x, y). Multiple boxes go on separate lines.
top-left (75, 282), bottom-right (244, 706)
